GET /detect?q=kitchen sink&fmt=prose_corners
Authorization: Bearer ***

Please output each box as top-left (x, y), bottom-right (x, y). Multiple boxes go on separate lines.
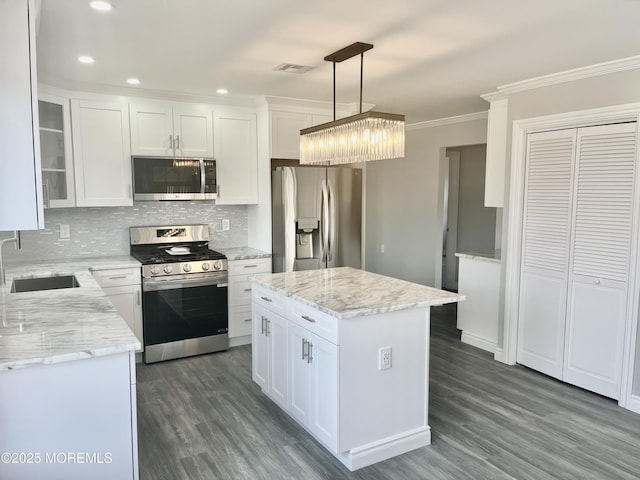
top-left (11, 274), bottom-right (80, 293)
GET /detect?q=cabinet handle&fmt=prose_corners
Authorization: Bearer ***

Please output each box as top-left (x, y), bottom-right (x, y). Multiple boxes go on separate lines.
top-left (302, 338), bottom-right (308, 360)
top-left (243, 265), bottom-right (258, 269)
top-left (266, 319), bottom-right (270, 336)
top-left (169, 134), bottom-right (174, 151)
top-left (261, 296), bottom-right (272, 303)
top-left (244, 288), bottom-right (252, 292)
top-left (301, 315), bottom-right (316, 323)
top-left (594, 279), bottom-right (601, 285)
top-left (176, 135), bottom-right (180, 150)
top-left (244, 318), bottom-right (252, 322)
top-left (108, 275), bottom-right (127, 280)
top-left (260, 315), bottom-right (266, 335)
top-left (307, 342), bottom-right (313, 364)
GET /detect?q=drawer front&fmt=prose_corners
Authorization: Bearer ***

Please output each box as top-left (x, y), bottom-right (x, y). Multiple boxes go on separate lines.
top-left (252, 284), bottom-right (287, 316)
top-left (229, 305), bottom-right (252, 338)
top-left (289, 300), bottom-right (338, 345)
top-left (229, 279), bottom-right (254, 306)
top-left (229, 257), bottom-right (272, 277)
top-left (92, 267), bottom-right (141, 287)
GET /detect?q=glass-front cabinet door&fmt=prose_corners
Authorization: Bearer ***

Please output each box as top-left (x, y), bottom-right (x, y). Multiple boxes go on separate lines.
top-left (38, 93), bottom-right (75, 208)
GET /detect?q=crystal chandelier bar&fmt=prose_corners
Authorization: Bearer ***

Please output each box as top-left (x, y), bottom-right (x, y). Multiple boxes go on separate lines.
top-left (300, 111), bottom-right (405, 165)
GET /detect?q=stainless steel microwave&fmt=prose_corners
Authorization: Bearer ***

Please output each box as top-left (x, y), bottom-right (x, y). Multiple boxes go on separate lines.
top-left (132, 156), bottom-right (217, 201)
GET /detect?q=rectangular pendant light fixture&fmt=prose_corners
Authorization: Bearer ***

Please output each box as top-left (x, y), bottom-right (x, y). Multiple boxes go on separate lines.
top-left (299, 42), bottom-right (405, 165)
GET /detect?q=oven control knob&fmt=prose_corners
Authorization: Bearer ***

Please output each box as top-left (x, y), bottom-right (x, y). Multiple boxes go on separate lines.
top-left (201, 262), bottom-right (210, 271)
top-left (150, 266), bottom-right (160, 276)
top-left (213, 260), bottom-right (223, 271)
top-left (163, 265), bottom-right (173, 274)
top-left (182, 264), bottom-right (192, 273)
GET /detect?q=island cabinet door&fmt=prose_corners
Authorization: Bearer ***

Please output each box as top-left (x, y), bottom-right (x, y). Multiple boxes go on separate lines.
top-left (252, 302), bottom-right (288, 409)
top-left (307, 333), bottom-right (338, 452)
top-left (288, 322), bottom-right (339, 452)
top-left (288, 323), bottom-right (311, 425)
top-left (268, 311), bottom-right (289, 409)
top-left (252, 303), bottom-right (270, 391)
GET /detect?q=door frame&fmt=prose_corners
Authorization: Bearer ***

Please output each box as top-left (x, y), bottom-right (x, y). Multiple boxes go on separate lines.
top-left (442, 151), bottom-right (460, 291)
top-left (502, 102), bottom-right (640, 411)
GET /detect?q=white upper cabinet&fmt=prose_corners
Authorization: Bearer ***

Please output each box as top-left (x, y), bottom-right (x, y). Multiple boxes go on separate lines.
top-left (71, 100), bottom-right (133, 207)
top-left (38, 93), bottom-right (75, 208)
top-left (214, 109), bottom-right (258, 204)
top-left (270, 111), bottom-right (332, 159)
top-left (484, 98), bottom-right (508, 208)
top-left (129, 104), bottom-right (213, 158)
top-left (0, 0), bottom-right (44, 230)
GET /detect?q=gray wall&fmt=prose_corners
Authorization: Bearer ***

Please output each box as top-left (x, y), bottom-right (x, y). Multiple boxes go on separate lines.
top-left (497, 67), bottom-right (640, 399)
top-left (2, 202), bottom-right (247, 263)
top-left (449, 144), bottom-right (495, 254)
top-left (365, 118), bottom-right (488, 286)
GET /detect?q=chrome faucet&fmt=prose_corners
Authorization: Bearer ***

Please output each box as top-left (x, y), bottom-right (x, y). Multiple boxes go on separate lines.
top-left (0, 231), bottom-right (20, 286)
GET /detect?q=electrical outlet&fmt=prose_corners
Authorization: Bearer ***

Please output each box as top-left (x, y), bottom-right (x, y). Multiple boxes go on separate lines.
top-left (59, 224), bottom-right (71, 239)
top-left (380, 243), bottom-right (385, 253)
top-left (222, 219), bottom-right (230, 231)
top-left (379, 346), bottom-right (392, 370)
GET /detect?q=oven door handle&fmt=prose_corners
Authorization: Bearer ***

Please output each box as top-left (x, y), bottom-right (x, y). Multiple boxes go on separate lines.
top-left (143, 274), bottom-right (228, 292)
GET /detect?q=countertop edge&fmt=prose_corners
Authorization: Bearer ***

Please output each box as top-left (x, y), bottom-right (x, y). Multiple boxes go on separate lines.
top-left (251, 275), bottom-right (466, 319)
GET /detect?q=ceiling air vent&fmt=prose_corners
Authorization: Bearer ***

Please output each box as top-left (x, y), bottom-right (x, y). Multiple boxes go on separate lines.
top-left (273, 63), bottom-right (315, 74)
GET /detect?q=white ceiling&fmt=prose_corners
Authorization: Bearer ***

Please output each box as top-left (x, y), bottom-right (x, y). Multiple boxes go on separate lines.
top-left (36, 0), bottom-right (640, 123)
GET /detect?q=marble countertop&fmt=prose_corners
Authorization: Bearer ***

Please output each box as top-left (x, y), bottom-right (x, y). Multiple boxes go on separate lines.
top-left (217, 246), bottom-right (271, 261)
top-left (251, 267), bottom-right (465, 319)
top-left (455, 250), bottom-right (502, 263)
top-left (0, 256), bottom-right (141, 371)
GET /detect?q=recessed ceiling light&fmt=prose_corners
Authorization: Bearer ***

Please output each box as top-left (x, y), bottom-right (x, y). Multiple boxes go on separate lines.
top-left (216, 88), bottom-right (228, 95)
top-left (90, 1), bottom-right (112, 11)
top-left (78, 56), bottom-right (95, 64)
top-left (127, 78), bottom-right (140, 85)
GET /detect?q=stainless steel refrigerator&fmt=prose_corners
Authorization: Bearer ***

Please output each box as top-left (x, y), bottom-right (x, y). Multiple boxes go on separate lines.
top-left (272, 166), bottom-right (362, 272)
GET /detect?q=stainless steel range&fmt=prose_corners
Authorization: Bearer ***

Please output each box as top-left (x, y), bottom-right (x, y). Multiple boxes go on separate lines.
top-left (130, 224), bottom-right (228, 364)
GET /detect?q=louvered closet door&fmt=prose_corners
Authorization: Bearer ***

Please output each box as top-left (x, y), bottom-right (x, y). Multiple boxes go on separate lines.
top-left (517, 129), bottom-right (576, 379)
top-left (563, 122), bottom-right (637, 399)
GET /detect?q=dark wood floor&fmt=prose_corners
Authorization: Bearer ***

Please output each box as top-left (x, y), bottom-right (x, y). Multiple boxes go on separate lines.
top-left (136, 304), bottom-right (640, 479)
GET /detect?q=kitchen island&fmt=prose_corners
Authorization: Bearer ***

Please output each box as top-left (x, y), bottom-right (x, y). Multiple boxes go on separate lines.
top-left (0, 257), bottom-right (141, 480)
top-left (250, 267), bottom-right (464, 470)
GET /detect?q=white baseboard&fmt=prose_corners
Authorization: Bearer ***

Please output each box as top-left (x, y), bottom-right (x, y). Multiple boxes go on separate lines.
top-left (338, 427), bottom-right (431, 471)
top-left (229, 335), bottom-right (251, 348)
top-left (625, 395), bottom-right (640, 414)
top-left (494, 347), bottom-right (506, 363)
top-left (460, 331), bottom-right (497, 354)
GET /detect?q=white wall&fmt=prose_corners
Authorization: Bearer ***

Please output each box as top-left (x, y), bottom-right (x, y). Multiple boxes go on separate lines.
top-left (365, 118), bottom-right (487, 286)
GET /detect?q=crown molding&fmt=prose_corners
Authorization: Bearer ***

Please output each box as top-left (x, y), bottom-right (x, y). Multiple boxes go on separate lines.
top-left (406, 111), bottom-right (488, 131)
top-left (264, 95), bottom-right (375, 116)
top-left (481, 55), bottom-right (640, 102)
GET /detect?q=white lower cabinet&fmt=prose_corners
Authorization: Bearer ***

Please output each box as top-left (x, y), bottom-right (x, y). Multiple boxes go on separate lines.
top-left (0, 352), bottom-right (138, 480)
top-left (93, 267), bottom-right (143, 353)
top-left (228, 257), bottom-right (272, 339)
top-left (288, 322), bottom-right (338, 450)
top-left (252, 284), bottom-right (431, 470)
top-left (252, 302), bottom-right (287, 409)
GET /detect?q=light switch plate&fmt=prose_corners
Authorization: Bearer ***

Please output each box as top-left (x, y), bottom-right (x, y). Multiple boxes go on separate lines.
top-left (222, 219), bottom-right (230, 231)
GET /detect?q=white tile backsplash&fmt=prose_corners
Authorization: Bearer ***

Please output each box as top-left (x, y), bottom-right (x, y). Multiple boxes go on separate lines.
top-left (2, 202), bottom-right (247, 263)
